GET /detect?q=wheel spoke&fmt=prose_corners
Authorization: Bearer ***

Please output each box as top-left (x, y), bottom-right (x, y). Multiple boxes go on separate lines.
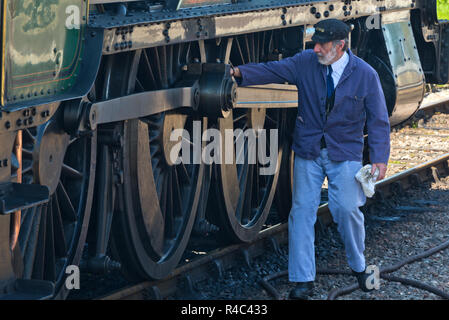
top-left (265, 114), bottom-right (278, 126)
top-left (235, 167), bottom-right (248, 222)
top-left (57, 182), bottom-right (77, 222)
top-left (44, 200), bottom-right (56, 281)
top-left (236, 146), bottom-right (250, 221)
top-left (21, 160), bottom-right (33, 175)
top-left (143, 49), bottom-right (157, 89)
top-left (235, 38), bottom-right (245, 65)
top-left (154, 165), bottom-right (163, 198)
top-left (233, 113), bottom-right (247, 123)
top-left (167, 45), bottom-right (173, 85)
top-left (153, 47), bottom-right (163, 88)
top-left (159, 171), bottom-right (168, 220)
top-left (255, 32), bottom-right (260, 63)
top-left (244, 35), bottom-right (251, 64)
top-left (175, 43), bottom-right (183, 68)
top-left (22, 148), bottom-right (33, 157)
top-left (159, 46), bottom-right (168, 88)
top-left (23, 129), bottom-right (36, 144)
top-left (52, 194), bottom-right (68, 257)
top-left (177, 163), bottom-right (191, 185)
top-left (22, 206), bottom-right (42, 279)
top-left (31, 205), bottom-right (47, 280)
top-left (68, 137), bottom-right (77, 146)
top-left (250, 33), bottom-right (255, 63)
top-left (61, 163), bottom-right (83, 179)
top-left (254, 160), bottom-right (261, 210)
top-left (19, 207), bottom-right (36, 259)
top-left (172, 168), bottom-right (184, 218)
top-left (136, 78), bottom-right (145, 92)
top-left (166, 169), bottom-right (175, 238)
top-left (235, 124), bottom-right (249, 168)
top-left (261, 32), bottom-right (266, 61)
top-left (243, 164), bottom-right (255, 224)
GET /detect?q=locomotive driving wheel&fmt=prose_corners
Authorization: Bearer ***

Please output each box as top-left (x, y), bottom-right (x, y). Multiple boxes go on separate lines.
top-left (108, 45), bottom-right (205, 280)
top-left (11, 112), bottom-right (96, 299)
top-left (209, 32), bottom-right (284, 242)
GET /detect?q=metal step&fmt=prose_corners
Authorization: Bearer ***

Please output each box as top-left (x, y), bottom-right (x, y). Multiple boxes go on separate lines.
top-left (0, 183), bottom-right (49, 215)
top-left (0, 279), bottom-right (54, 300)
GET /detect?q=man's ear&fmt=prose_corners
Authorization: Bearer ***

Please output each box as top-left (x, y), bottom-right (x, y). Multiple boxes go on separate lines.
top-left (337, 40), bottom-right (345, 52)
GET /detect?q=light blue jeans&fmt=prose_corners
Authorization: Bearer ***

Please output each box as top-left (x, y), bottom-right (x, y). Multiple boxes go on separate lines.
top-left (288, 149), bottom-right (366, 282)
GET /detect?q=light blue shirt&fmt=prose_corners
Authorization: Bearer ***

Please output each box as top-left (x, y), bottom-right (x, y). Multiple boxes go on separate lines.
top-left (329, 51), bottom-right (349, 89)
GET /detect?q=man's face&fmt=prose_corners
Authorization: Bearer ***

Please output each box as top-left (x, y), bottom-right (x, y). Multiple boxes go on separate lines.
top-left (314, 41), bottom-right (341, 65)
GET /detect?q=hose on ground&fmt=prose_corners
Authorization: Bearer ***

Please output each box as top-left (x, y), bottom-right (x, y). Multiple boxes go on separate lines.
top-left (260, 238), bottom-right (449, 300)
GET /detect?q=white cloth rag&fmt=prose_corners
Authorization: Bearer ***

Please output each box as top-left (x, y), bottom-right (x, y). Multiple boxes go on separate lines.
top-left (355, 165), bottom-right (379, 198)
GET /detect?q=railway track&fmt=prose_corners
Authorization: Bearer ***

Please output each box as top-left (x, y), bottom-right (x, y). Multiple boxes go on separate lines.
top-left (77, 95), bottom-right (449, 300)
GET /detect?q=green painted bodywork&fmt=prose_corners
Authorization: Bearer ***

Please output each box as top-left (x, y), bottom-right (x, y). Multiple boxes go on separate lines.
top-left (438, 0), bottom-right (449, 21)
top-left (2, 0), bottom-right (88, 106)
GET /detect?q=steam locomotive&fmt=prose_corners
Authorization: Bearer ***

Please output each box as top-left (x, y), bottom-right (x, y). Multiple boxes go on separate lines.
top-left (0, 0), bottom-right (447, 299)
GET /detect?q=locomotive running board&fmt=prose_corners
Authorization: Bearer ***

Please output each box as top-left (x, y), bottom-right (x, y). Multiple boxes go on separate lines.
top-left (0, 182), bottom-right (49, 215)
top-left (0, 279), bottom-right (55, 300)
top-left (236, 84), bottom-right (298, 109)
top-left (91, 0), bottom-right (418, 55)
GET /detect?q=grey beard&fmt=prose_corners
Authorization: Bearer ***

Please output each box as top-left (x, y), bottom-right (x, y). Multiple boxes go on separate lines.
top-left (317, 46), bottom-right (337, 65)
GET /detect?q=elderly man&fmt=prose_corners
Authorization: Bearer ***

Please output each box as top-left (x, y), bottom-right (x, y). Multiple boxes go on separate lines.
top-left (231, 19), bottom-right (390, 299)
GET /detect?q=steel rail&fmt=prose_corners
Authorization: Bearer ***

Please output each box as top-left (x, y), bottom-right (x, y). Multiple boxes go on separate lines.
top-left (420, 95), bottom-right (449, 111)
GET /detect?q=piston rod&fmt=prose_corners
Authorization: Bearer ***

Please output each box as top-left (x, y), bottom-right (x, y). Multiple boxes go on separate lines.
top-left (87, 83), bottom-right (297, 129)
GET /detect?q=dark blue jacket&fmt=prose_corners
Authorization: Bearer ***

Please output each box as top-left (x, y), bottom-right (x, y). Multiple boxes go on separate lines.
top-left (238, 49), bottom-right (391, 164)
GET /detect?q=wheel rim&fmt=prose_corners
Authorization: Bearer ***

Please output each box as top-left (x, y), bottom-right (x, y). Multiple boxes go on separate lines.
top-left (275, 108), bottom-right (296, 221)
top-left (211, 32), bottom-right (283, 242)
top-left (108, 45), bottom-right (205, 280)
top-left (12, 115), bottom-right (96, 299)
